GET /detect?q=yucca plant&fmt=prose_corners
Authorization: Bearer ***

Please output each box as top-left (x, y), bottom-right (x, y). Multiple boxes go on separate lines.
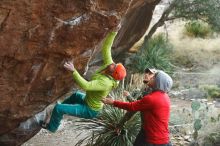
top-left (129, 34), bottom-right (173, 74)
top-left (74, 105), bottom-right (141, 146)
top-left (73, 86), bottom-right (141, 146)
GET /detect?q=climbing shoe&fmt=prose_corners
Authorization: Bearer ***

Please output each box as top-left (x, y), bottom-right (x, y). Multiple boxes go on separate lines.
top-left (39, 120), bottom-right (48, 130)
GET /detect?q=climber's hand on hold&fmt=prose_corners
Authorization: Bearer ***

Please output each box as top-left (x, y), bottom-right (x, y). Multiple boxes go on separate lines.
top-left (64, 61), bottom-right (75, 72)
top-left (114, 22), bottom-right (121, 32)
top-left (110, 21), bottom-right (121, 32)
top-left (108, 12), bottom-right (121, 32)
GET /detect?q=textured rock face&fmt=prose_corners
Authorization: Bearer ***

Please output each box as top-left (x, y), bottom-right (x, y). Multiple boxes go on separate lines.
top-left (0, 0), bottom-right (160, 145)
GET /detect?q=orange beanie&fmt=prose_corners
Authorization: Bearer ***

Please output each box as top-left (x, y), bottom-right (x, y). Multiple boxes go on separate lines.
top-left (112, 63), bottom-right (126, 81)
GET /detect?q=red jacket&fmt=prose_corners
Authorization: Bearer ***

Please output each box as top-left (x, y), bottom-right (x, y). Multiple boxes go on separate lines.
top-left (113, 91), bottom-right (170, 144)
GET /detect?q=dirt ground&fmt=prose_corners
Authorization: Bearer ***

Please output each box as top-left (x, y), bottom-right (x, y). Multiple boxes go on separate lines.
top-left (22, 96), bottom-right (220, 146)
top-left (22, 117), bottom-right (83, 146)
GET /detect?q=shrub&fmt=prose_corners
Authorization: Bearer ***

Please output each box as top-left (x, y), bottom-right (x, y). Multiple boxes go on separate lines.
top-left (74, 105), bottom-right (141, 146)
top-left (200, 85), bottom-right (220, 99)
top-left (73, 87), bottom-right (141, 146)
top-left (203, 132), bottom-right (220, 146)
top-left (129, 34), bottom-right (173, 73)
top-left (184, 21), bottom-right (212, 38)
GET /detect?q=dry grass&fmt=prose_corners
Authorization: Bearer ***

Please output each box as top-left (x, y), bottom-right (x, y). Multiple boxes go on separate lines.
top-left (130, 20), bottom-right (220, 71)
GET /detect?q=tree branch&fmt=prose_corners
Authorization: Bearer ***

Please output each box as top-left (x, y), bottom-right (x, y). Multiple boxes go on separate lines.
top-left (140, 0), bottom-right (179, 50)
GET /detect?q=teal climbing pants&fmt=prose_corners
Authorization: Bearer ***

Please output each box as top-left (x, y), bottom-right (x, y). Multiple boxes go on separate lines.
top-left (47, 91), bottom-right (99, 132)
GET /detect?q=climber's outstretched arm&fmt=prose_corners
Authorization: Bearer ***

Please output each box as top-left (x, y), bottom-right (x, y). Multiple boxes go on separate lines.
top-left (64, 61), bottom-right (112, 91)
top-left (101, 31), bottom-right (117, 66)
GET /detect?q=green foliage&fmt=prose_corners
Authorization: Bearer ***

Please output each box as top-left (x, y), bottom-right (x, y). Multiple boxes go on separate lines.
top-left (73, 87), bottom-right (141, 146)
top-left (191, 100), bottom-right (202, 143)
top-left (74, 105), bottom-right (141, 146)
top-left (194, 119), bottom-right (202, 131)
top-left (191, 101), bottom-right (201, 111)
top-left (187, 100), bottom-right (220, 145)
top-left (170, 100), bottom-right (220, 145)
top-left (203, 132), bottom-right (220, 146)
top-left (200, 85), bottom-right (220, 99)
top-left (184, 21), bottom-right (212, 38)
top-left (172, 0), bottom-right (220, 32)
top-left (129, 34), bottom-right (173, 73)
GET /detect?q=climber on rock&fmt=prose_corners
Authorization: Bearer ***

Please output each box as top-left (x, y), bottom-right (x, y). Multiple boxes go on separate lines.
top-left (40, 25), bottom-right (126, 133)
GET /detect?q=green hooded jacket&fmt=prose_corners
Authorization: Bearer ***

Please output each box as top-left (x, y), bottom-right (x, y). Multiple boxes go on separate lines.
top-left (72, 31), bottom-right (118, 111)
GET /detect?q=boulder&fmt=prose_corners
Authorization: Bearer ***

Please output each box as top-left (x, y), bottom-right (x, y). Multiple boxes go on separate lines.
top-left (0, 0), bottom-right (161, 145)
